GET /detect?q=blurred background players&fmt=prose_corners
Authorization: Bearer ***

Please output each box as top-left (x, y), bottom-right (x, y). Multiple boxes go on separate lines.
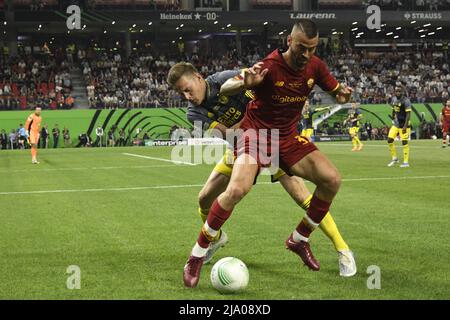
top-left (387, 86), bottom-right (412, 167)
top-left (24, 107), bottom-right (42, 164)
top-left (344, 102), bottom-right (364, 151)
top-left (300, 100), bottom-right (331, 140)
top-left (440, 99), bottom-right (450, 148)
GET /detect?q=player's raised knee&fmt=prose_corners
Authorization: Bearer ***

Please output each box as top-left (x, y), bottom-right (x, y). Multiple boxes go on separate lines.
top-left (225, 184), bottom-right (250, 203)
top-left (325, 170), bottom-right (342, 194)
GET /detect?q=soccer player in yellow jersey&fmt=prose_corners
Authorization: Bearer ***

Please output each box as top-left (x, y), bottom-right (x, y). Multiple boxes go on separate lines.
top-left (344, 102), bottom-right (364, 151)
top-left (24, 107), bottom-right (42, 164)
top-left (387, 87), bottom-right (411, 167)
top-left (300, 100), bottom-right (331, 139)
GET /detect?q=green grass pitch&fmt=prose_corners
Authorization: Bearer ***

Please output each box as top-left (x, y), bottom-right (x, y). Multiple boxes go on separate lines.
top-left (1, 140), bottom-right (449, 299)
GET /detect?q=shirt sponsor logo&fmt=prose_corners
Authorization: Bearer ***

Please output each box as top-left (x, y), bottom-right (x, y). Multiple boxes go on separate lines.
top-left (272, 95), bottom-right (308, 104)
top-left (307, 79), bottom-right (314, 88)
top-left (275, 81), bottom-right (285, 87)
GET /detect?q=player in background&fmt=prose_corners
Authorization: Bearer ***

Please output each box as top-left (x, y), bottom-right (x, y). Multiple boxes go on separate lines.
top-left (387, 86), bottom-right (411, 167)
top-left (440, 99), bottom-right (450, 148)
top-left (181, 20), bottom-right (353, 287)
top-left (167, 62), bottom-right (356, 277)
top-left (344, 102), bottom-right (364, 151)
top-left (300, 100), bottom-right (331, 139)
top-left (24, 107), bottom-right (42, 164)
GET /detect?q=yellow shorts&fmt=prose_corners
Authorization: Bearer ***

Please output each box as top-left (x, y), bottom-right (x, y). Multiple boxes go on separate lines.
top-left (388, 126), bottom-right (410, 141)
top-left (349, 127), bottom-right (359, 135)
top-left (301, 128), bottom-right (314, 138)
top-left (213, 149), bottom-right (286, 181)
top-left (29, 132), bottom-right (40, 145)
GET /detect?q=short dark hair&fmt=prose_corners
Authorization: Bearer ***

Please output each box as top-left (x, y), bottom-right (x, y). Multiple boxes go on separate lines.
top-left (167, 62), bottom-right (199, 87)
top-left (292, 19), bottom-right (318, 39)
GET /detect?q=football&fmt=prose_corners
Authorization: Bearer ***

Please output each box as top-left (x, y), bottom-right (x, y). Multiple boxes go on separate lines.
top-left (210, 257), bottom-right (249, 293)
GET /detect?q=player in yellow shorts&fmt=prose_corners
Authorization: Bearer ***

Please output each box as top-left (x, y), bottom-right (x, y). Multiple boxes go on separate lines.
top-left (387, 86), bottom-right (411, 168)
top-left (24, 107), bottom-right (42, 164)
top-left (168, 62), bottom-right (356, 276)
top-left (300, 100), bottom-right (331, 139)
top-left (344, 102), bottom-right (363, 151)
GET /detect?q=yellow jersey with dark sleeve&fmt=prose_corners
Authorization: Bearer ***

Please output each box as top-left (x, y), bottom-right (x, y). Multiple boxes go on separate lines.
top-left (186, 70), bottom-right (252, 130)
top-left (301, 108), bottom-right (315, 130)
top-left (391, 97), bottom-right (412, 128)
top-left (348, 108), bottom-right (362, 128)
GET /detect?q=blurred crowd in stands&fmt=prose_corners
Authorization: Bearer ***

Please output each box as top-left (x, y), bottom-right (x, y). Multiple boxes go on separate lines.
top-left (1, 36), bottom-right (448, 111)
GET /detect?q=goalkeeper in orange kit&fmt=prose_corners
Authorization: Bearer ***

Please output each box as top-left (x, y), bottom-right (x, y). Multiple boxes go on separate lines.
top-left (24, 107), bottom-right (43, 164)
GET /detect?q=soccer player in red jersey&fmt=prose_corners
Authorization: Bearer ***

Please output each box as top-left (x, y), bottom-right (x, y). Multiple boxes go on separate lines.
top-left (440, 99), bottom-right (450, 148)
top-left (183, 19), bottom-right (353, 288)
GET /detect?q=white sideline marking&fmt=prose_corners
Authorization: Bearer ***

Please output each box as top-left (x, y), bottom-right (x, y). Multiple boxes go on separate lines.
top-left (122, 153), bottom-right (197, 166)
top-left (1, 164), bottom-right (185, 174)
top-left (1, 175), bottom-right (449, 196)
top-left (321, 143), bottom-right (442, 149)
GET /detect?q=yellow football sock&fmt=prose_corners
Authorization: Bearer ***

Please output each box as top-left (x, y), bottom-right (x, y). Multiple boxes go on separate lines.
top-left (354, 136), bottom-right (361, 146)
top-left (300, 196), bottom-right (349, 252)
top-left (352, 138), bottom-right (357, 149)
top-left (198, 207), bottom-right (221, 241)
top-left (403, 143), bottom-right (410, 163)
top-left (388, 143), bottom-right (397, 159)
top-left (319, 213), bottom-right (350, 252)
top-left (198, 207), bottom-right (209, 223)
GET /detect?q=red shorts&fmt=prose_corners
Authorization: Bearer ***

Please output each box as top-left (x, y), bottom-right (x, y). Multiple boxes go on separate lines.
top-left (443, 123), bottom-right (450, 134)
top-left (235, 127), bottom-right (318, 174)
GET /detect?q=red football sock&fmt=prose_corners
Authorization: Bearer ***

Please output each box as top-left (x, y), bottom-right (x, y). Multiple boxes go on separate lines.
top-left (296, 195), bottom-right (331, 238)
top-left (197, 199), bottom-right (233, 248)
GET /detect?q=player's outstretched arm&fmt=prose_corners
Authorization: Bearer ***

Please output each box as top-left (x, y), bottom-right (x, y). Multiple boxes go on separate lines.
top-left (220, 62), bottom-right (268, 96)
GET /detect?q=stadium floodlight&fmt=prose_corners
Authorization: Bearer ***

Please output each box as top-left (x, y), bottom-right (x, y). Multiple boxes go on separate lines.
top-left (263, 21), bottom-right (268, 25)
top-left (132, 24), bottom-right (136, 28)
top-left (279, 31), bottom-right (284, 35)
top-left (104, 30), bottom-right (107, 34)
top-left (332, 31), bottom-right (337, 35)
top-left (176, 27), bottom-right (179, 30)
top-left (112, 21), bottom-right (115, 25)
top-left (386, 32), bottom-right (393, 36)
top-left (227, 24), bottom-right (231, 27)
top-left (214, 21), bottom-right (218, 24)
top-left (394, 35), bottom-right (399, 39)
top-left (180, 24), bottom-right (184, 27)
top-left (396, 27), bottom-right (401, 30)
top-left (179, 36), bottom-right (182, 40)
top-left (436, 27), bottom-right (442, 30)
top-left (411, 20), bottom-right (417, 24)
top-left (419, 29), bottom-right (425, 33)
top-left (358, 32), bottom-right (364, 35)
top-left (423, 23), bottom-right (431, 27)
top-left (428, 32), bottom-right (435, 36)
top-left (420, 35), bottom-right (426, 38)
top-left (148, 22), bottom-right (152, 25)
top-left (198, 29), bottom-right (202, 33)
top-left (351, 28), bottom-right (358, 31)
top-left (376, 29), bottom-right (381, 33)
top-left (140, 29), bottom-right (143, 33)
top-left (352, 22), bottom-right (357, 25)
top-left (3, 21), bottom-right (6, 25)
